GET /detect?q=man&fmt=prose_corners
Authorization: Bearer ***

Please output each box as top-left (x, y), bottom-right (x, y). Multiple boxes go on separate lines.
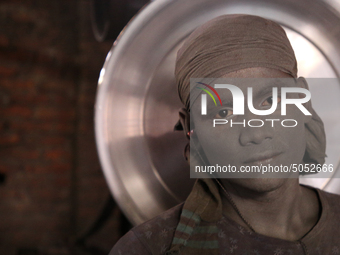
top-left (109, 14), bottom-right (340, 255)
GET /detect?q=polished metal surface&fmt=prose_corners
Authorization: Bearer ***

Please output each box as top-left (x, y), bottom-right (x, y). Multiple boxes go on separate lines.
top-left (95, 0), bottom-right (340, 225)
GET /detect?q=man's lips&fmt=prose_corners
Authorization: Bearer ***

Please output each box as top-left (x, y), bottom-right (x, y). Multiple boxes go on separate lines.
top-left (243, 151), bottom-right (282, 164)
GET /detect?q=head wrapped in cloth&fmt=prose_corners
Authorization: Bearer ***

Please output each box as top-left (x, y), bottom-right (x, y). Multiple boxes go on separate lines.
top-left (175, 14), bottom-right (326, 166)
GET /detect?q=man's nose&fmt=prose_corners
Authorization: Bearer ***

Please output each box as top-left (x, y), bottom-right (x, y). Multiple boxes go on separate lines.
top-left (238, 111), bottom-right (274, 146)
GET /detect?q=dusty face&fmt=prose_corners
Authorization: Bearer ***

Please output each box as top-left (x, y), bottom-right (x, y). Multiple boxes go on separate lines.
top-left (190, 67), bottom-right (310, 192)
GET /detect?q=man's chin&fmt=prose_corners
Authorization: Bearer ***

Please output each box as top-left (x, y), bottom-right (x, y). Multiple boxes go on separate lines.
top-left (224, 178), bottom-right (290, 195)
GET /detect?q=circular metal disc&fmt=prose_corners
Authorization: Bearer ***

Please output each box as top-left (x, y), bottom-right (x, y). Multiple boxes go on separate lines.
top-left (95, 0), bottom-right (340, 225)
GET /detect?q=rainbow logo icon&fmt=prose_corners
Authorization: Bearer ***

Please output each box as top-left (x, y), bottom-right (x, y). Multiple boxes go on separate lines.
top-left (196, 82), bottom-right (222, 106)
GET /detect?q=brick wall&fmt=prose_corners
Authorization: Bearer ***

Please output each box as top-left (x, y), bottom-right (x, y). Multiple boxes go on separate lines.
top-left (0, 1), bottom-right (123, 254)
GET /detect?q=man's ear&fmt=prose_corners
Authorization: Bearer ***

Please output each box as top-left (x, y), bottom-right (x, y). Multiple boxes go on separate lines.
top-left (296, 77), bottom-right (312, 123)
top-left (178, 108), bottom-right (191, 140)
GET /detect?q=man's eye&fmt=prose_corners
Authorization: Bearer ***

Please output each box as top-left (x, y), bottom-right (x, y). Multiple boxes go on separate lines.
top-left (215, 109), bottom-right (233, 118)
top-left (262, 96), bottom-right (281, 106)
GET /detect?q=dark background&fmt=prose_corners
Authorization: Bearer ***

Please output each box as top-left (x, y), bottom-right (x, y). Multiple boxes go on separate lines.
top-left (0, 0), bottom-right (132, 254)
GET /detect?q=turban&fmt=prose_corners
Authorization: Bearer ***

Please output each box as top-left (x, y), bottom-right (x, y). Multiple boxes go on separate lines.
top-left (167, 14), bottom-right (326, 255)
top-left (175, 14), bottom-right (297, 110)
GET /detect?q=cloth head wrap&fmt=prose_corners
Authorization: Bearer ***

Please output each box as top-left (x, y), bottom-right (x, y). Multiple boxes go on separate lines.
top-left (175, 14), bottom-right (298, 110)
top-left (167, 14), bottom-right (326, 255)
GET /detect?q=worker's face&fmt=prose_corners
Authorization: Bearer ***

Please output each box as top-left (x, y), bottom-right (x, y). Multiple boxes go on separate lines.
top-left (190, 67), bottom-right (310, 192)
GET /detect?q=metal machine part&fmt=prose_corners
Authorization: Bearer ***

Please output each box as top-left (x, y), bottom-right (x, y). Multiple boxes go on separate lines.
top-left (95, 0), bottom-right (340, 225)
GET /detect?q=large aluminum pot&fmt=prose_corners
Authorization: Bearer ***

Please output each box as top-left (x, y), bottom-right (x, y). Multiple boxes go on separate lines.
top-left (95, 0), bottom-right (340, 225)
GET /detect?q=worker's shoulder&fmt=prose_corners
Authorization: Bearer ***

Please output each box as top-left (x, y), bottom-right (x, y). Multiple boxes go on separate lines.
top-left (130, 202), bottom-right (184, 253)
top-left (318, 188), bottom-right (340, 212)
top-left (109, 202), bottom-right (184, 255)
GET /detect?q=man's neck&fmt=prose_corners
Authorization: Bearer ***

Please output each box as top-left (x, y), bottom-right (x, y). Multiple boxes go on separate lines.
top-left (219, 179), bottom-right (321, 241)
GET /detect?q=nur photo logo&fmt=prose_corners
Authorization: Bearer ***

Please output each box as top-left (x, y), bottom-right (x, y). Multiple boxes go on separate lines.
top-left (196, 81), bottom-right (311, 128)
